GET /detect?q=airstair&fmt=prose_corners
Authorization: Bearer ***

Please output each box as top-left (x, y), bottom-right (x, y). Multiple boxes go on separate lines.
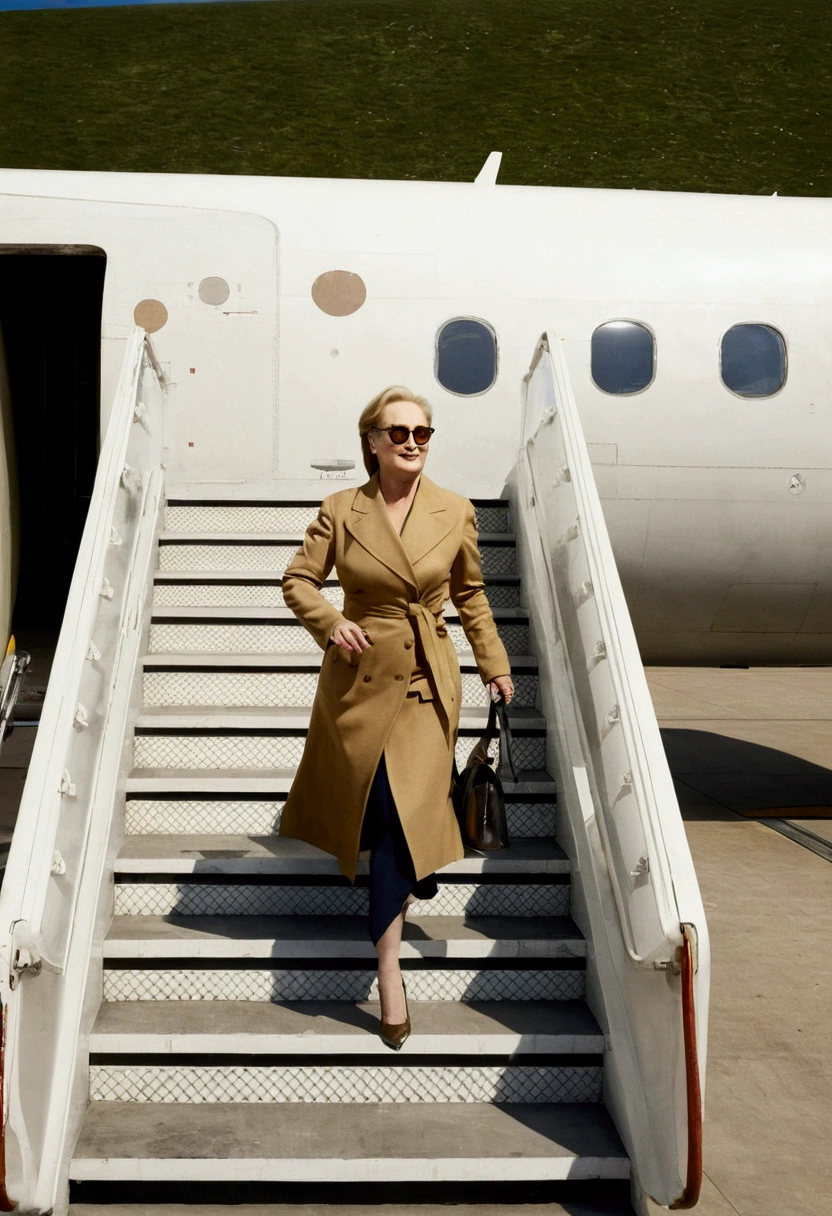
top-left (0, 331), bottom-right (708, 1216)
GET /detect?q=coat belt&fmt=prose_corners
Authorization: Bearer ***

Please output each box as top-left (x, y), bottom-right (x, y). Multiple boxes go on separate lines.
top-left (406, 601), bottom-right (456, 724)
top-left (347, 599), bottom-right (456, 724)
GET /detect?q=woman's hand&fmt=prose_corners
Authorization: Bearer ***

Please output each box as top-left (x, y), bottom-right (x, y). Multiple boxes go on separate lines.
top-left (487, 675), bottom-right (514, 705)
top-left (330, 621), bottom-right (373, 654)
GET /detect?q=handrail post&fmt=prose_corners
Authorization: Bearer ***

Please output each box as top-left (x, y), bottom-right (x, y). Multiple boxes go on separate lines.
top-left (669, 924), bottom-right (703, 1209)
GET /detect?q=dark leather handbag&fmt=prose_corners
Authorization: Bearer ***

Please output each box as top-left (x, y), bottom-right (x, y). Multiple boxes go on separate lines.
top-left (452, 694), bottom-right (518, 850)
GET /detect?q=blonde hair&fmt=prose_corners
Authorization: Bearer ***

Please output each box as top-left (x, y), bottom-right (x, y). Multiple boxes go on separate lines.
top-left (358, 385), bottom-right (433, 476)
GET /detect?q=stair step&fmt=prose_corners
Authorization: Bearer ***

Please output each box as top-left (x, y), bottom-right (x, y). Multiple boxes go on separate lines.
top-left (142, 665), bottom-right (538, 708)
top-left (163, 502), bottom-right (511, 534)
top-left (152, 575), bottom-right (522, 610)
top-left (114, 835), bottom-right (567, 874)
top-left (71, 1202), bottom-right (634, 1216)
top-left (157, 538), bottom-right (517, 577)
top-left (130, 705), bottom-right (546, 772)
top-left (113, 881), bottom-right (570, 920)
top-left (123, 797), bottom-right (556, 838)
top-left (147, 615), bottom-right (528, 657)
top-left (70, 1101), bottom-right (629, 1182)
top-left (113, 837), bottom-right (569, 919)
top-left (141, 650), bottom-right (538, 671)
top-left (103, 915), bottom-right (584, 960)
top-left (159, 531), bottom-right (516, 545)
top-left (89, 1000), bottom-right (603, 1055)
top-left (87, 1060), bottom-right (602, 1105)
top-left (102, 963), bottom-right (583, 1001)
top-left (131, 736), bottom-right (545, 773)
top-left (133, 706), bottom-right (545, 730)
top-left (125, 769), bottom-right (557, 796)
top-left (150, 605), bottom-right (528, 623)
top-left (103, 962), bottom-right (586, 1004)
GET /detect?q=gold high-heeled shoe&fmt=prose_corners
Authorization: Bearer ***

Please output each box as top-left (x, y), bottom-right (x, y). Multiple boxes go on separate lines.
top-left (379, 979), bottom-right (411, 1051)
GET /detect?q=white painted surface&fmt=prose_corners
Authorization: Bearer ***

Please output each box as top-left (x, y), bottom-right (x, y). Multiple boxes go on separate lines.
top-left (101, 925), bottom-right (586, 960)
top-left (112, 836), bottom-right (568, 874)
top-left (67, 1157), bottom-right (630, 1183)
top-left (87, 1031), bottom-right (602, 1055)
top-left (509, 333), bottom-right (709, 1207)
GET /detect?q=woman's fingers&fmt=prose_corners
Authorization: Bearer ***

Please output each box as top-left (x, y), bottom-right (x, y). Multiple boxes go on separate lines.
top-left (488, 675), bottom-right (514, 705)
top-left (333, 622), bottom-right (373, 653)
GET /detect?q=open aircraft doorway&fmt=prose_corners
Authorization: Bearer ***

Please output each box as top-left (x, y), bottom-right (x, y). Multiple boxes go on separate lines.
top-left (0, 245), bottom-right (106, 718)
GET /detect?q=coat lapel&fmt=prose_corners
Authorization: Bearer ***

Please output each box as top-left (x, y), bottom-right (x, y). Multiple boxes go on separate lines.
top-left (345, 474), bottom-right (418, 590)
top-left (400, 475), bottom-right (457, 568)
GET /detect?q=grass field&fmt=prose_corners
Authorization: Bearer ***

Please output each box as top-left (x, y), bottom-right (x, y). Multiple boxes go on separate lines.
top-left (0, 0), bottom-right (830, 193)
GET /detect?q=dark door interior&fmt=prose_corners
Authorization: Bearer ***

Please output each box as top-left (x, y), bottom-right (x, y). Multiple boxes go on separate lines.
top-left (0, 246), bottom-right (106, 627)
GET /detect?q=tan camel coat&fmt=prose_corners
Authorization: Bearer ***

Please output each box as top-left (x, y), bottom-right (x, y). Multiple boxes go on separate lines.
top-left (279, 473), bottom-right (511, 882)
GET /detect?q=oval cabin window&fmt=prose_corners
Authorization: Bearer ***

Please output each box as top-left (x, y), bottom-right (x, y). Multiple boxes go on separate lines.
top-left (436, 318), bottom-right (497, 395)
top-left (591, 321), bottom-right (655, 395)
top-left (720, 324), bottom-right (786, 397)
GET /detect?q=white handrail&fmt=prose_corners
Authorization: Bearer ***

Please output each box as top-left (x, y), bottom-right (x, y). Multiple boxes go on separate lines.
top-left (0, 329), bottom-right (143, 938)
top-left (511, 332), bottom-right (709, 1207)
top-left (0, 329), bottom-right (166, 1212)
top-left (524, 336), bottom-right (688, 967)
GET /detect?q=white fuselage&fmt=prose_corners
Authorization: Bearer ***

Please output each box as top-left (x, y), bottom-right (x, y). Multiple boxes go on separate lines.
top-left (1, 167), bottom-right (830, 663)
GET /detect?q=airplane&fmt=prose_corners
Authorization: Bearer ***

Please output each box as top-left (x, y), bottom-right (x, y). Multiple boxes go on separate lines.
top-left (2, 154), bottom-right (826, 668)
top-left (0, 148), bottom-right (824, 1214)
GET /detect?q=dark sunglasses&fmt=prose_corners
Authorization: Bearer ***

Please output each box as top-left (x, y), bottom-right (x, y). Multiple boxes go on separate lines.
top-left (374, 425), bottom-right (435, 446)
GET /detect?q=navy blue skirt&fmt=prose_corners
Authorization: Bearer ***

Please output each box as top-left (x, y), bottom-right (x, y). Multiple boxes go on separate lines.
top-left (359, 751), bottom-right (439, 945)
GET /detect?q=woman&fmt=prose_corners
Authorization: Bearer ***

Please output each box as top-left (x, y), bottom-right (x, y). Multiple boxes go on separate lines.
top-left (279, 386), bottom-right (514, 1048)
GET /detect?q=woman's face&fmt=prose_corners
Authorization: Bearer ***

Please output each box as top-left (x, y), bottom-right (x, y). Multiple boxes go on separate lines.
top-left (368, 400), bottom-right (431, 481)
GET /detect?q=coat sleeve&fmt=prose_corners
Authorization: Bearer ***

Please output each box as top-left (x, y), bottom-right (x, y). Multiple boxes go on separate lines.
top-left (281, 497), bottom-right (347, 650)
top-left (449, 499), bottom-right (511, 684)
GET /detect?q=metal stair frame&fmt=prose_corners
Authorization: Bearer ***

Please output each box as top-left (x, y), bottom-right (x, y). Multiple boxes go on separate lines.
top-left (507, 332), bottom-right (710, 1212)
top-left (0, 330), bottom-right (168, 1214)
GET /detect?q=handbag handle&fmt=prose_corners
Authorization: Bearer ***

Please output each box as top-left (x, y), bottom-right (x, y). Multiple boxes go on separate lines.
top-left (475, 693), bottom-right (519, 784)
top-left (492, 694), bottom-right (519, 784)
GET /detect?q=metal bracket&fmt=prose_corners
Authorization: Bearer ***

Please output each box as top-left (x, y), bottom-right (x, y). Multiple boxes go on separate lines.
top-left (133, 400), bottom-right (152, 434)
top-left (58, 769), bottom-right (76, 797)
top-left (121, 465), bottom-right (143, 492)
top-left (110, 527), bottom-right (123, 547)
top-left (630, 853), bottom-right (649, 879)
top-left (652, 926), bottom-right (697, 976)
top-left (100, 577), bottom-right (114, 601)
top-left (86, 641), bottom-right (102, 662)
top-left (9, 922), bottom-right (64, 989)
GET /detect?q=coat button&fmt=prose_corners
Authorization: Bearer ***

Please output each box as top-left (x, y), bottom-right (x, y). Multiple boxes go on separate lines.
top-left (404, 640), bottom-right (413, 650)
top-left (394, 674), bottom-right (404, 681)
top-left (363, 675), bottom-right (372, 683)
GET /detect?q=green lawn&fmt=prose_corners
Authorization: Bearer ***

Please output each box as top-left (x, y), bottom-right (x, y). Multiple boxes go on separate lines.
top-left (0, 0), bottom-right (830, 193)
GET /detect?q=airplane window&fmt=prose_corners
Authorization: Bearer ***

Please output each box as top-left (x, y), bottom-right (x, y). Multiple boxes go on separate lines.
top-left (591, 321), bottom-right (655, 395)
top-left (720, 324), bottom-right (786, 397)
top-left (435, 318), bottom-right (497, 395)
